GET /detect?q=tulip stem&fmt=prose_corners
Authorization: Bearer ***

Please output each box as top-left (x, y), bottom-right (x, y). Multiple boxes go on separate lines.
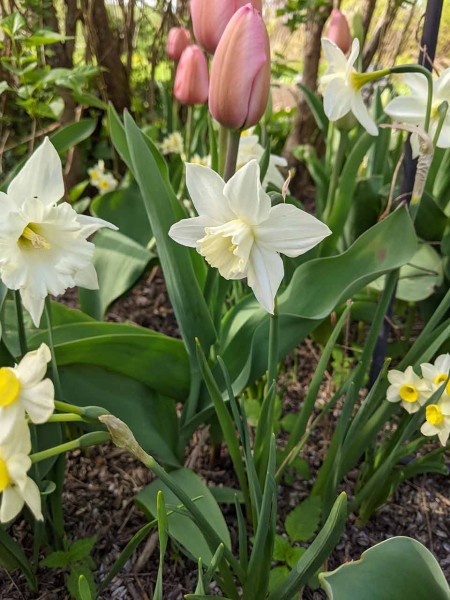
top-left (185, 105), bottom-right (194, 162)
top-left (44, 298), bottom-right (64, 401)
top-left (224, 129), bottom-right (241, 182)
top-left (218, 126), bottom-right (229, 177)
top-left (14, 290), bottom-right (28, 357)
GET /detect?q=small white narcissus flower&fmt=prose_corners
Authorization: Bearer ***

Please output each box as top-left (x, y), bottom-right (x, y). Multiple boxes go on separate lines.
top-left (0, 420), bottom-right (42, 523)
top-left (421, 353), bottom-right (450, 399)
top-left (386, 365), bottom-right (430, 414)
top-left (168, 160), bottom-right (331, 313)
top-left (0, 344), bottom-right (54, 443)
top-left (87, 159), bottom-right (105, 184)
top-left (0, 138), bottom-right (117, 327)
top-left (384, 70), bottom-right (450, 157)
top-left (160, 132), bottom-right (184, 156)
top-left (320, 38), bottom-right (378, 136)
top-left (420, 403), bottom-right (450, 446)
top-left (96, 172), bottom-right (118, 196)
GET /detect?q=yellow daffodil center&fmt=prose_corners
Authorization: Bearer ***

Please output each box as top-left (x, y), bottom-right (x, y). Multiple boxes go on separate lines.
top-left (431, 100), bottom-right (446, 121)
top-left (426, 404), bottom-right (444, 426)
top-left (434, 373), bottom-right (450, 394)
top-left (0, 458), bottom-right (10, 492)
top-left (20, 224), bottom-right (51, 250)
top-left (399, 384), bottom-right (419, 403)
top-left (99, 180), bottom-right (110, 189)
top-left (198, 221), bottom-right (250, 279)
top-left (0, 368), bottom-right (21, 407)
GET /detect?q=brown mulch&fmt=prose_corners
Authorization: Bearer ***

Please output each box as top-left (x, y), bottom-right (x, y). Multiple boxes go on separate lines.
top-left (1, 269), bottom-right (449, 599)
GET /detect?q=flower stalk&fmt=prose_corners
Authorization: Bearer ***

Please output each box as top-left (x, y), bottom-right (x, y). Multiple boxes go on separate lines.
top-left (44, 298), bottom-right (63, 401)
top-left (30, 432), bottom-right (110, 463)
top-left (223, 129), bottom-right (241, 182)
top-left (14, 290), bottom-right (28, 356)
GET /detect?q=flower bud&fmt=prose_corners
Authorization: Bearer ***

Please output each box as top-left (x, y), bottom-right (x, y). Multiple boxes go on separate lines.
top-left (209, 5), bottom-right (270, 130)
top-left (166, 27), bottom-right (192, 61)
top-left (174, 45), bottom-right (209, 105)
top-left (326, 9), bottom-right (351, 54)
top-left (190, 0), bottom-right (263, 54)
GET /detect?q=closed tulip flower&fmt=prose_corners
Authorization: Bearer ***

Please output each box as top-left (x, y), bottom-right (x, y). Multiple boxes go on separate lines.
top-left (326, 9), bottom-right (351, 54)
top-left (190, 0), bottom-right (263, 55)
top-left (209, 5), bottom-right (270, 130)
top-left (174, 45), bottom-right (209, 105)
top-left (166, 27), bottom-right (192, 61)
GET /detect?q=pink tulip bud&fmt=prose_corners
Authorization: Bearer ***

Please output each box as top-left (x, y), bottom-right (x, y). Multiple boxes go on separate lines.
top-left (209, 5), bottom-right (270, 130)
top-left (326, 9), bottom-right (351, 54)
top-left (167, 27), bottom-right (192, 61)
top-left (190, 0), bottom-right (263, 54)
top-left (174, 45), bottom-right (209, 105)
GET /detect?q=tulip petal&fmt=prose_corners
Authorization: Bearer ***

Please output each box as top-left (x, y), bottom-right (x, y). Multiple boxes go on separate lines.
top-left (186, 164), bottom-right (234, 221)
top-left (384, 95), bottom-right (427, 123)
top-left (169, 215), bottom-right (219, 248)
top-left (247, 243), bottom-right (283, 314)
top-left (7, 138), bottom-right (64, 208)
top-left (323, 77), bottom-right (352, 121)
top-left (254, 204), bottom-right (331, 257)
top-left (351, 93), bottom-right (378, 136)
top-left (224, 160), bottom-right (271, 224)
top-left (321, 38), bottom-right (348, 73)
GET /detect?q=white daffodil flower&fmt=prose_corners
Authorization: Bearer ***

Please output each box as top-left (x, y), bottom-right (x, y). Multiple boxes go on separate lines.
top-left (87, 159), bottom-right (105, 184)
top-left (320, 38), bottom-right (378, 136)
top-left (384, 69), bottom-right (450, 156)
top-left (0, 138), bottom-right (117, 326)
top-left (168, 160), bottom-right (331, 313)
top-left (0, 421), bottom-right (42, 523)
top-left (160, 132), bottom-right (184, 156)
top-left (420, 403), bottom-right (450, 446)
top-left (386, 365), bottom-right (430, 414)
top-left (421, 353), bottom-right (450, 408)
top-left (237, 134), bottom-right (288, 190)
top-left (96, 172), bottom-right (118, 196)
top-left (0, 344), bottom-right (54, 443)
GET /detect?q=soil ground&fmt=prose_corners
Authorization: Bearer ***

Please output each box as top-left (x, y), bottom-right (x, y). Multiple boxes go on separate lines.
top-left (1, 269), bottom-right (449, 600)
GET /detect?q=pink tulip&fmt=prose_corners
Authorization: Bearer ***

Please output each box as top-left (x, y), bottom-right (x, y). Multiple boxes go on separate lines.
top-left (209, 5), bottom-right (270, 130)
top-left (190, 0), bottom-right (263, 54)
top-left (174, 45), bottom-right (209, 105)
top-left (326, 9), bottom-right (351, 54)
top-left (167, 27), bottom-right (192, 61)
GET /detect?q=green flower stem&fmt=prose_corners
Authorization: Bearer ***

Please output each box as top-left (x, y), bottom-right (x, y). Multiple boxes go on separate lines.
top-left (44, 298), bottom-right (63, 401)
top-left (223, 129), bottom-right (241, 182)
top-left (433, 101), bottom-right (448, 147)
top-left (218, 126), bottom-right (229, 177)
top-left (267, 298), bottom-right (279, 395)
top-left (14, 290), bottom-right (28, 356)
top-left (54, 400), bottom-right (83, 415)
top-left (323, 130), bottom-right (348, 222)
top-left (185, 105), bottom-right (194, 162)
top-left (389, 65), bottom-right (434, 133)
top-left (30, 432), bottom-right (110, 463)
top-left (46, 413), bottom-right (85, 423)
top-left (100, 415), bottom-right (245, 590)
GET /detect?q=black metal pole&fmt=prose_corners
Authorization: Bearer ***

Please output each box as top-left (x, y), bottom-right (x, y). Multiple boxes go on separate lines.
top-left (368, 0), bottom-right (443, 385)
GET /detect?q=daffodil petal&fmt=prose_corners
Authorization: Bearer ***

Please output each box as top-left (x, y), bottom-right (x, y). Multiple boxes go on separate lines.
top-left (6, 454), bottom-right (31, 492)
top-left (436, 122), bottom-right (450, 149)
top-left (323, 77), bottom-right (352, 121)
top-left (224, 160), bottom-right (271, 224)
top-left (247, 243), bottom-right (283, 314)
top-left (0, 485), bottom-right (24, 523)
top-left (73, 263), bottom-right (99, 290)
top-left (420, 421), bottom-right (437, 437)
top-left (345, 38), bottom-right (360, 78)
top-left (254, 204), bottom-right (331, 257)
top-left (15, 344), bottom-right (51, 386)
top-left (186, 163), bottom-right (234, 222)
top-left (7, 138), bottom-right (64, 208)
top-left (0, 404), bottom-right (24, 444)
top-left (351, 93), bottom-right (378, 136)
top-left (21, 380), bottom-right (55, 424)
top-left (23, 477), bottom-right (43, 520)
top-left (384, 95), bottom-right (427, 123)
top-left (169, 215), bottom-right (219, 248)
top-left (403, 73), bottom-right (429, 97)
top-left (321, 38), bottom-right (348, 73)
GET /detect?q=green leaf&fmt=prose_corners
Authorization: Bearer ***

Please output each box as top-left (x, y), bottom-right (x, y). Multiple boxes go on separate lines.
top-left (41, 550), bottom-right (72, 568)
top-left (23, 30), bottom-right (68, 46)
top-left (286, 546), bottom-right (305, 568)
top-left (285, 496), bottom-right (322, 543)
top-left (90, 181), bottom-right (152, 247)
top-left (68, 564), bottom-right (96, 600)
top-left (320, 537), bottom-right (450, 600)
top-left (273, 535), bottom-right (291, 561)
top-left (122, 111), bottom-right (216, 356)
top-left (269, 566), bottom-right (290, 593)
top-left (69, 538), bottom-right (96, 562)
top-left (297, 82), bottom-right (328, 134)
top-left (78, 229), bottom-right (154, 319)
top-left (78, 574), bottom-right (93, 600)
top-left (0, 526), bottom-right (37, 591)
top-left (218, 207), bottom-right (417, 398)
top-left (135, 468), bottom-right (231, 566)
top-left (268, 493), bottom-right (347, 600)
top-left (1, 13), bottom-right (25, 36)
top-left (60, 365), bottom-right (181, 465)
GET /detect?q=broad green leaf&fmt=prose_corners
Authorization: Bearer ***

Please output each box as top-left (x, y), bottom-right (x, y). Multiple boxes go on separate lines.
top-left (69, 538), bottom-right (97, 562)
top-left (1, 13), bottom-right (25, 36)
top-left (285, 496), bottom-right (322, 543)
top-left (123, 111), bottom-right (216, 355)
top-left (320, 537), bottom-right (450, 600)
top-left (297, 82), bottom-right (329, 134)
top-left (90, 182), bottom-right (152, 247)
top-left (269, 566), bottom-right (289, 593)
top-left (78, 229), bottom-right (154, 319)
top-left (369, 244), bottom-right (444, 302)
top-left (60, 365), bottom-right (181, 465)
top-left (218, 207), bottom-right (417, 397)
top-left (136, 468), bottom-right (231, 565)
